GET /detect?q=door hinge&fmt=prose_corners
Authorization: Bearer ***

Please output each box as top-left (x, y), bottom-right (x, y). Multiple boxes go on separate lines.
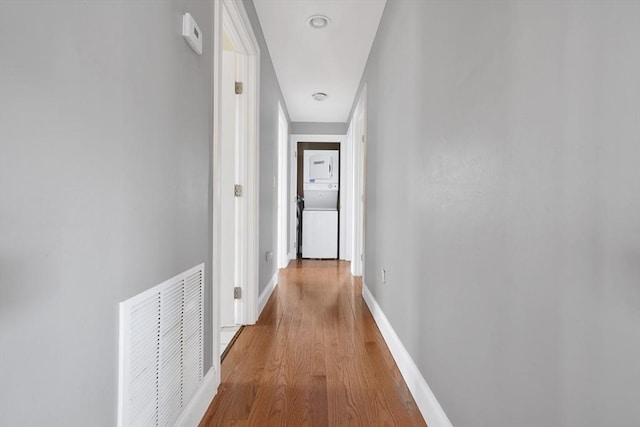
top-left (234, 287), bottom-right (242, 299)
top-left (234, 184), bottom-right (242, 197)
top-left (235, 81), bottom-right (243, 95)
top-left (362, 135), bottom-right (365, 143)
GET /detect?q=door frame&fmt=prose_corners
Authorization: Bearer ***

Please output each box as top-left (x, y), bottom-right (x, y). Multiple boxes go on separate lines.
top-left (212, 0), bottom-right (260, 387)
top-left (350, 86), bottom-right (367, 277)
top-left (290, 134), bottom-right (348, 261)
top-left (276, 101), bottom-right (289, 269)
top-left (289, 129), bottom-right (297, 260)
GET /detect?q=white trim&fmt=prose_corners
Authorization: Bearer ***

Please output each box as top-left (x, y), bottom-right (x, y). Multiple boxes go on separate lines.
top-left (290, 137), bottom-right (298, 258)
top-left (222, 0), bottom-right (260, 326)
top-left (291, 134), bottom-right (345, 143)
top-left (175, 367), bottom-right (218, 427)
top-left (287, 248), bottom-right (295, 262)
top-left (277, 102), bottom-right (289, 269)
top-left (211, 0), bottom-right (223, 392)
top-left (212, 0), bottom-right (261, 392)
top-left (362, 283), bottom-right (453, 427)
top-left (258, 271), bottom-right (279, 317)
top-left (350, 87), bottom-right (367, 277)
top-left (343, 123), bottom-right (353, 262)
top-left (243, 4), bottom-right (261, 327)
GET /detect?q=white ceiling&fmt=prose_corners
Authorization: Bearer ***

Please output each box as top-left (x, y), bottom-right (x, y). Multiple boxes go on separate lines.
top-left (253, 0), bottom-right (386, 123)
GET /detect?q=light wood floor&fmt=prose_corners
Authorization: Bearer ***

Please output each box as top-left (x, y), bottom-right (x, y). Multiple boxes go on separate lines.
top-left (200, 260), bottom-right (426, 426)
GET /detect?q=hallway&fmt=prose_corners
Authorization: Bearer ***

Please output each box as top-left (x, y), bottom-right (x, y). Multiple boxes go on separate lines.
top-left (200, 260), bottom-right (426, 426)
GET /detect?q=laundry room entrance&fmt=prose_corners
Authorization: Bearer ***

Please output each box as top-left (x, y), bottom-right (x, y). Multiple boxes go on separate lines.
top-left (296, 141), bottom-right (341, 259)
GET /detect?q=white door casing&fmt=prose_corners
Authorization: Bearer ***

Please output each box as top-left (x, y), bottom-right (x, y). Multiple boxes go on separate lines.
top-left (344, 122), bottom-right (354, 262)
top-left (277, 102), bottom-right (289, 269)
top-left (350, 86), bottom-right (367, 277)
top-left (340, 129), bottom-right (352, 261)
top-left (290, 135), bottom-right (297, 259)
top-left (212, 0), bottom-right (260, 389)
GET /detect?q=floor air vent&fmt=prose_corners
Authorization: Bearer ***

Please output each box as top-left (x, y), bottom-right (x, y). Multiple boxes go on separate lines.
top-left (118, 264), bottom-right (204, 427)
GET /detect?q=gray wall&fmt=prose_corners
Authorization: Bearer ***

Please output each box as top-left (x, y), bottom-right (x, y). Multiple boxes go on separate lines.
top-left (356, 1), bottom-right (640, 426)
top-left (291, 122), bottom-right (347, 135)
top-left (0, 1), bottom-right (213, 425)
top-left (243, 0), bottom-right (291, 294)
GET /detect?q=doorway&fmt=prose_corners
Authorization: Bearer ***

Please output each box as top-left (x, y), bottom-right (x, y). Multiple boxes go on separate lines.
top-left (219, 32), bottom-right (241, 357)
top-left (297, 142), bottom-right (341, 259)
top-left (290, 134), bottom-right (349, 260)
top-left (212, 0), bottom-right (260, 385)
top-left (289, 138), bottom-right (351, 261)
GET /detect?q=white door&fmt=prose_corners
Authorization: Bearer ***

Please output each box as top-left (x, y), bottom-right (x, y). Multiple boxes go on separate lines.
top-left (213, 0), bottom-right (261, 372)
top-left (220, 50), bottom-right (238, 329)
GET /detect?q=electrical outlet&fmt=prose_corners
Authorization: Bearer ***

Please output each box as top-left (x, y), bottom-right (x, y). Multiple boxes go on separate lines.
top-left (381, 268), bottom-right (386, 284)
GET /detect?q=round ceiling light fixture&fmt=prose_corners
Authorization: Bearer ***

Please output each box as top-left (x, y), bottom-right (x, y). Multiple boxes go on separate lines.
top-left (312, 92), bottom-right (328, 101)
top-left (307, 15), bottom-right (330, 29)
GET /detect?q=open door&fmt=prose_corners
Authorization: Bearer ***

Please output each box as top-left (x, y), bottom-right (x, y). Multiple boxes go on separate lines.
top-left (212, 0), bottom-right (260, 384)
top-left (219, 46), bottom-right (241, 356)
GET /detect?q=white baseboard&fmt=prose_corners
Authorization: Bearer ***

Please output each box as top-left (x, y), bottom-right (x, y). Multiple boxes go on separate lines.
top-left (258, 271), bottom-right (278, 317)
top-left (362, 284), bottom-right (452, 427)
top-left (288, 249), bottom-right (296, 262)
top-left (175, 367), bottom-right (218, 427)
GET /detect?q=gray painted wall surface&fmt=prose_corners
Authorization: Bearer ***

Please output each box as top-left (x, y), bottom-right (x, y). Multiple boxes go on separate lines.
top-left (0, 1), bottom-right (213, 425)
top-left (291, 122), bottom-right (347, 136)
top-left (243, 0), bottom-right (291, 294)
top-left (356, 1), bottom-right (640, 426)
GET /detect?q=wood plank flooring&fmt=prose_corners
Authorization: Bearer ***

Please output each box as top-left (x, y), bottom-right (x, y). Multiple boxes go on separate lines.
top-left (199, 260), bottom-right (426, 427)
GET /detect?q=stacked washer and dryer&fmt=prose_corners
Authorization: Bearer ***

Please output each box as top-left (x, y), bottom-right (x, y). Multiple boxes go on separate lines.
top-left (301, 150), bottom-right (339, 259)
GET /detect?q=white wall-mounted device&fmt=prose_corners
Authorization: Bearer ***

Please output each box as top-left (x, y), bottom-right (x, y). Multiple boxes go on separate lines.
top-left (182, 13), bottom-right (202, 55)
top-left (303, 150), bottom-right (339, 184)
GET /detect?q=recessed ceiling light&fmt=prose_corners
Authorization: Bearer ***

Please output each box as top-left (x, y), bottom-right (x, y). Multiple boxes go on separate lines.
top-left (312, 92), bottom-right (328, 101)
top-left (307, 15), bottom-right (330, 29)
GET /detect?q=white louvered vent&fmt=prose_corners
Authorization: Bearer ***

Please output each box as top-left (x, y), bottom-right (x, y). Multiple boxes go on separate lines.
top-left (118, 264), bottom-right (204, 427)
